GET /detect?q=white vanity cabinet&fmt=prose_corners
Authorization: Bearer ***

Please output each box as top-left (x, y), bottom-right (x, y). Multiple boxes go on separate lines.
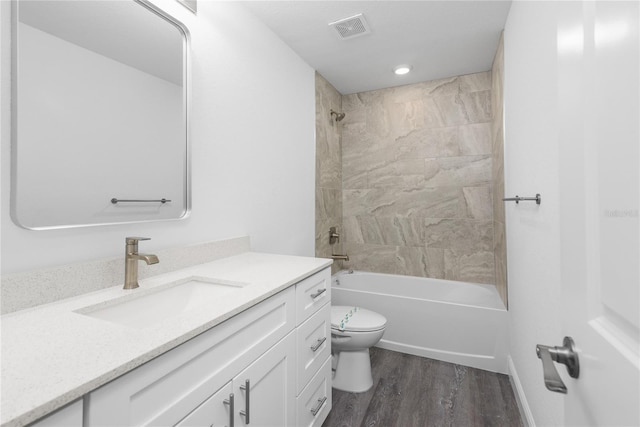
top-left (85, 286), bottom-right (296, 426)
top-left (84, 267), bottom-right (332, 427)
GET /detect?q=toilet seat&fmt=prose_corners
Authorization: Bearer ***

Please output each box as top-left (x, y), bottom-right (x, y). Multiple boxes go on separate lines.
top-left (331, 305), bottom-right (387, 333)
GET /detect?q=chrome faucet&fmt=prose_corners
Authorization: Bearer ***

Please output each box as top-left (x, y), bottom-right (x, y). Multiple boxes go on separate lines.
top-left (124, 237), bottom-right (159, 290)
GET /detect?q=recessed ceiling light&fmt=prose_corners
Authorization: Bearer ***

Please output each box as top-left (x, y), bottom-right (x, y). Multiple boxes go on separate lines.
top-left (393, 65), bottom-right (412, 75)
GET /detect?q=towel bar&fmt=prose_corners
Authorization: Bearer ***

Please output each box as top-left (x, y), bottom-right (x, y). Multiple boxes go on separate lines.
top-left (502, 194), bottom-right (541, 205)
top-left (111, 198), bottom-right (171, 204)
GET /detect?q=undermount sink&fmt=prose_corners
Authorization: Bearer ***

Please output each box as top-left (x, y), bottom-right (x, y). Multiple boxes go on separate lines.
top-left (76, 277), bottom-right (247, 329)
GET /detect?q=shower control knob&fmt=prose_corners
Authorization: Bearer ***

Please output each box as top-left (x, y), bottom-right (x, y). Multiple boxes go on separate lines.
top-left (329, 226), bottom-right (340, 244)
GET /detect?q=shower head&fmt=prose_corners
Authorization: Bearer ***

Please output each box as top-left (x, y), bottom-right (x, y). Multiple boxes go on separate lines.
top-left (330, 109), bottom-right (346, 122)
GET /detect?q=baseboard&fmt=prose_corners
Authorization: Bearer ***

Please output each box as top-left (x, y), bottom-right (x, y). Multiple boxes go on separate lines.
top-left (376, 340), bottom-right (507, 374)
top-left (508, 355), bottom-right (536, 427)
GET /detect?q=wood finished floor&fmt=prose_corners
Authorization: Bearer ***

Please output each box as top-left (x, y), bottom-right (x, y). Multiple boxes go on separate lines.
top-left (322, 347), bottom-right (523, 427)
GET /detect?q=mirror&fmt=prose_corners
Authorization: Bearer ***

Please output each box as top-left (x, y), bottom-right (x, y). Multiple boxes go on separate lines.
top-left (11, 0), bottom-right (190, 230)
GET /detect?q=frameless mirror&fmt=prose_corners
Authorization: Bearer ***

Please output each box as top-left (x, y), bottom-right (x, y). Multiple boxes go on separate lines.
top-left (11, 0), bottom-right (190, 229)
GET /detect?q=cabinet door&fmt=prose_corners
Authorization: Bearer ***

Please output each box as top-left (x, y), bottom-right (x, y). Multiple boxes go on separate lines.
top-left (233, 332), bottom-right (296, 427)
top-left (175, 382), bottom-right (232, 427)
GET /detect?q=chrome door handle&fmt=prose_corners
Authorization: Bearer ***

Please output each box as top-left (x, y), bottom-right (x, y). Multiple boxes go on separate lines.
top-left (310, 337), bottom-right (327, 352)
top-left (536, 336), bottom-right (580, 394)
top-left (223, 393), bottom-right (234, 427)
top-left (310, 288), bottom-right (326, 299)
top-left (239, 379), bottom-right (250, 424)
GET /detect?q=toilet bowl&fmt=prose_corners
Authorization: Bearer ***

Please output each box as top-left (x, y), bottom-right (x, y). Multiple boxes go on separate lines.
top-left (330, 305), bottom-right (387, 393)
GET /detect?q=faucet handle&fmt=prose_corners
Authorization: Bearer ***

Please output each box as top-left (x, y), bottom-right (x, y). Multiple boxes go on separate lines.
top-left (329, 227), bottom-right (340, 245)
top-left (126, 236), bottom-right (151, 244)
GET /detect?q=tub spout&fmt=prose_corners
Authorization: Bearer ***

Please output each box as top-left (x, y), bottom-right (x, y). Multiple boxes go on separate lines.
top-left (331, 254), bottom-right (349, 261)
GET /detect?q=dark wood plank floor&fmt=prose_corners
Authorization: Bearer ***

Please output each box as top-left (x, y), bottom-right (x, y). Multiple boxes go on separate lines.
top-left (322, 347), bottom-right (523, 427)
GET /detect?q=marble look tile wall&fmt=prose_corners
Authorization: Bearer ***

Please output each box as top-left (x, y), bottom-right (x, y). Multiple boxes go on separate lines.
top-left (492, 33), bottom-right (508, 307)
top-left (315, 73), bottom-right (343, 273)
top-left (341, 72), bottom-right (497, 284)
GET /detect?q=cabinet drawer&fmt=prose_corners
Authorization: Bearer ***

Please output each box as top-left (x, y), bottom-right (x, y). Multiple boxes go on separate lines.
top-left (295, 268), bottom-right (331, 325)
top-left (296, 303), bottom-right (331, 394)
top-left (296, 356), bottom-right (332, 427)
top-left (28, 400), bottom-right (82, 427)
top-left (86, 287), bottom-right (295, 427)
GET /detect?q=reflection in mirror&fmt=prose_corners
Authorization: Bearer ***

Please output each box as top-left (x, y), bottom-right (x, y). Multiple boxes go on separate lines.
top-left (12, 0), bottom-right (189, 229)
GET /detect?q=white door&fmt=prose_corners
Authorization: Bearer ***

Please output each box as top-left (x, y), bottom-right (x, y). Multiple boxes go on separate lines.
top-left (233, 332), bottom-right (297, 427)
top-left (557, 1), bottom-right (639, 425)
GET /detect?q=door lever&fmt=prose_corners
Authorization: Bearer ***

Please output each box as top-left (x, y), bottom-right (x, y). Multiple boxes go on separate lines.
top-left (536, 336), bottom-right (580, 394)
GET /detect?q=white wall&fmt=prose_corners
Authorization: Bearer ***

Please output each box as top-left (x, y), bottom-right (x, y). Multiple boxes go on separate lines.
top-left (504, 2), bottom-right (564, 425)
top-left (1, 0), bottom-right (316, 274)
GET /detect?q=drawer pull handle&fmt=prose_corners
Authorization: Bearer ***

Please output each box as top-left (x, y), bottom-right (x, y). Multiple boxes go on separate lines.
top-left (310, 396), bottom-right (328, 416)
top-left (310, 288), bottom-right (326, 299)
top-left (310, 337), bottom-right (327, 352)
top-left (239, 379), bottom-right (250, 424)
top-left (223, 393), bottom-right (234, 427)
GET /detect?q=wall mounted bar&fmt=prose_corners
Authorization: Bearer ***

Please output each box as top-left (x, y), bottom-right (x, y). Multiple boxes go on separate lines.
top-left (502, 194), bottom-right (541, 205)
top-left (111, 198), bottom-right (172, 204)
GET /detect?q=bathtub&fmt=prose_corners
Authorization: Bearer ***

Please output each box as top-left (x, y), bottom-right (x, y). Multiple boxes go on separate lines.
top-left (331, 270), bottom-right (508, 374)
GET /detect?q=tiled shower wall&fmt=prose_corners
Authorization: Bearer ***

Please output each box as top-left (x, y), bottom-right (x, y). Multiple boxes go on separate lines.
top-left (315, 73), bottom-right (343, 274)
top-left (340, 72), bottom-right (496, 284)
top-left (315, 64), bottom-right (508, 302)
top-left (492, 34), bottom-right (508, 306)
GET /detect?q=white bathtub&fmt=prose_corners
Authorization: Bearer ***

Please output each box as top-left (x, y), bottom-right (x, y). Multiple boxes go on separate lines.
top-left (331, 270), bottom-right (508, 374)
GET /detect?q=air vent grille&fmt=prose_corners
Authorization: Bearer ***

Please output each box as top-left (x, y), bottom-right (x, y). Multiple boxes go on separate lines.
top-left (328, 14), bottom-right (371, 40)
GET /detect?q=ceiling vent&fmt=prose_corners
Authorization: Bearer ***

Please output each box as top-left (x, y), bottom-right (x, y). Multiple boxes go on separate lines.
top-left (328, 13), bottom-right (371, 40)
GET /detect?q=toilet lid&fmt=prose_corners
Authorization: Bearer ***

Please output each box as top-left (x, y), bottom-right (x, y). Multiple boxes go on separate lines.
top-left (331, 306), bottom-right (387, 332)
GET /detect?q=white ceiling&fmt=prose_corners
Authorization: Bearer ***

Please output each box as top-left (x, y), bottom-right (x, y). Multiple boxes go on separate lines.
top-left (242, 1), bottom-right (512, 94)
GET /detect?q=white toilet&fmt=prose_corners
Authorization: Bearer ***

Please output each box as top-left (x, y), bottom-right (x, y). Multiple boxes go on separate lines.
top-left (330, 305), bottom-right (387, 393)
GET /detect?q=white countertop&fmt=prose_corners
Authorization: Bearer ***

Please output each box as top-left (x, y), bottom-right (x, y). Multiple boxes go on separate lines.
top-left (1, 252), bottom-right (332, 427)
